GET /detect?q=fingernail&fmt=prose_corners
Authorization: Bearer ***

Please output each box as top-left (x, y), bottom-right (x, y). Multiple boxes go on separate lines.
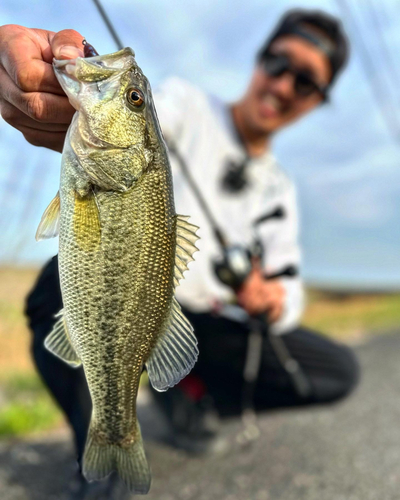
top-left (58, 45), bottom-right (84, 60)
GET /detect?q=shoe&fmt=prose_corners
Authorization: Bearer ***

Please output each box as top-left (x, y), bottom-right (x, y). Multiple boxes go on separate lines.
top-left (150, 384), bottom-right (226, 455)
top-left (67, 471), bottom-right (131, 500)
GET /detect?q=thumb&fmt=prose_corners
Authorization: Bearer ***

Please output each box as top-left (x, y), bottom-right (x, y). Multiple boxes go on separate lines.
top-left (51, 29), bottom-right (85, 60)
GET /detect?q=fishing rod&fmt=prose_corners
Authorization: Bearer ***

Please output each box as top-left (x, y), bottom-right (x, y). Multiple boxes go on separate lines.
top-left (91, 0), bottom-right (124, 51)
top-left (88, 0), bottom-right (312, 446)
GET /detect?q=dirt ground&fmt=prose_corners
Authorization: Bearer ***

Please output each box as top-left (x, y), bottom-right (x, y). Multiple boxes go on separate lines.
top-left (1, 333), bottom-right (400, 499)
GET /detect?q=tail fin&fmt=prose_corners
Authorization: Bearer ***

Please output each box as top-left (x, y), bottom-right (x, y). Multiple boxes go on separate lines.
top-left (82, 421), bottom-right (151, 494)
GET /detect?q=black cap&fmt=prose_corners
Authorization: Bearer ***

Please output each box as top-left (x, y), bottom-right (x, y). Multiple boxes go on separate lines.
top-left (258, 9), bottom-right (350, 88)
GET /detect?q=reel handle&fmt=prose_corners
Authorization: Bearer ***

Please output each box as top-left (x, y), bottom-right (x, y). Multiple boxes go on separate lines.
top-left (265, 265), bottom-right (298, 280)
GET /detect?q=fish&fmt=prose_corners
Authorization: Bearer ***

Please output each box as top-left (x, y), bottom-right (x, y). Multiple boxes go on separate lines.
top-left (35, 48), bottom-right (199, 494)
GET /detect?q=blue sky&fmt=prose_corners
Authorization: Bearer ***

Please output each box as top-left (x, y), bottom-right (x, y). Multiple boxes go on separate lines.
top-left (0, 0), bottom-right (399, 290)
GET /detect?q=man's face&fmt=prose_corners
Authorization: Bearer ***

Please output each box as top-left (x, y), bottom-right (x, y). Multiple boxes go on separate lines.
top-left (243, 35), bottom-right (332, 134)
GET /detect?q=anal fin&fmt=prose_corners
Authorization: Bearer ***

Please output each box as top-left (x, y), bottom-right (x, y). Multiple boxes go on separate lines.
top-left (146, 298), bottom-right (198, 392)
top-left (44, 311), bottom-right (81, 368)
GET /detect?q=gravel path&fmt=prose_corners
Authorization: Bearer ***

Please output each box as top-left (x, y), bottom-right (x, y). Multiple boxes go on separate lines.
top-left (1, 332), bottom-right (400, 500)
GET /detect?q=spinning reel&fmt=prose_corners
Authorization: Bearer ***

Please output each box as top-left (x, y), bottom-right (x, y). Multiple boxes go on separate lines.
top-left (213, 206), bottom-right (297, 290)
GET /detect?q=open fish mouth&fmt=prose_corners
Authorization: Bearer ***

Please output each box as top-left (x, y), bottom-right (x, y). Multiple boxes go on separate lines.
top-left (53, 57), bottom-right (82, 110)
top-left (53, 47), bottom-right (136, 76)
top-left (53, 48), bottom-right (137, 111)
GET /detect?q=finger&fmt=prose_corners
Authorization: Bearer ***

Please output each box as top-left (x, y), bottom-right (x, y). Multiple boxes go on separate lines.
top-left (51, 29), bottom-right (85, 60)
top-left (17, 125), bottom-right (66, 152)
top-left (266, 279), bottom-right (285, 294)
top-left (0, 99), bottom-right (70, 132)
top-left (0, 69), bottom-right (75, 124)
top-left (261, 288), bottom-right (278, 303)
top-left (0, 28), bottom-right (63, 95)
top-left (236, 293), bottom-right (252, 312)
top-left (262, 280), bottom-right (284, 300)
top-left (241, 295), bottom-right (265, 315)
top-left (237, 289), bottom-right (256, 309)
top-left (268, 303), bottom-right (284, 323)
top-left (269, 308), bottom-right (282, 323)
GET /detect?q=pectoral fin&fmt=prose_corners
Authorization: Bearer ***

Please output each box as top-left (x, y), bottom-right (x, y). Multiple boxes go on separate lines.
top-left (174, 215), bottom-right (199, 287)
top-left (146, 298), bottom-right (198, 392)
top-left (44, 311), bottom-right (81, 368)
top-left (35, 192), bottom-right (60, 241)
top-left (146, 216), bottom-right (200, 390)
top-left (73, 191), bottom-right (101, 251)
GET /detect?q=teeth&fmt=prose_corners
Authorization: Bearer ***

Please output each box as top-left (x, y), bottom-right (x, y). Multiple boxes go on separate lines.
top-left (262, 94), bottom-right (281, 111)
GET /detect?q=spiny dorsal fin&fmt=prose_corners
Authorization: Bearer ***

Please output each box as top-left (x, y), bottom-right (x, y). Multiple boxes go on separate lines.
top-left (174, 215), bottom-right (199, 287)
top-left (44, 310), bottom-right (81, 368)
top-left (146, 298), bottom-right (198, 392)
top-left (36, 191), bottom-right (60, 241)
top-left (73, 192), bottom-right (101, 252)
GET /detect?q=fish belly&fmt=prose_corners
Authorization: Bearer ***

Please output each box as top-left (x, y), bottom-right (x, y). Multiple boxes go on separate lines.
top-left (60, 168), bottom-right (175, 435)
top-left (58, 166), bottom-right (175, 493)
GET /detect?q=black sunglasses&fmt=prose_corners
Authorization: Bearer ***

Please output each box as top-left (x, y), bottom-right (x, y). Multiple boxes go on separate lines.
top-left (260, 52), bottom-right (329, 101)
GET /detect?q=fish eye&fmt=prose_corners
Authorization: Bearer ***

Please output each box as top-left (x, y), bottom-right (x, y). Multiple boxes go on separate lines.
top-left (126, 88), bottom-right (145, 109)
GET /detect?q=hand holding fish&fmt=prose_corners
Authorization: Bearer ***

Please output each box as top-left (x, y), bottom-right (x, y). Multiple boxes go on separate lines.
top-left (0, 25), bottom-right (83, 151)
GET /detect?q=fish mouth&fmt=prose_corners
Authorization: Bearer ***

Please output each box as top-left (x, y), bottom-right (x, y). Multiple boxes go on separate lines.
top-left (54, 48), bottom-right (143, 151)
top-left (53, 47), bottom-right (137, 111)
top-left (53, 59), bottom-right (113, 150)
top-left (53, 47), bottom-right (136, 76)
top-left (53, 58), bottom-right (81, 110)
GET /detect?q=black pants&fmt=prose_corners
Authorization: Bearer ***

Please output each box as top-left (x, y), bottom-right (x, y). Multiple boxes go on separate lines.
top-left (25, 257), bottom-right (359, 457)
top-left (26, 256), bottom-right (92, 462)
top-left (183, 309), bottom-right (359, 416)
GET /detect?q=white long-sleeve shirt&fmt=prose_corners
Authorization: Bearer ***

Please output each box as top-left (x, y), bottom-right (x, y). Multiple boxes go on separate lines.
top-left (153, 77), bottom-right (305, 334)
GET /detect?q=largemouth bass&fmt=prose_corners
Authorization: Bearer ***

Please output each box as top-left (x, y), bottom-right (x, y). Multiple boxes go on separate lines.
top-left (36, 48), bottom-right (199, 494)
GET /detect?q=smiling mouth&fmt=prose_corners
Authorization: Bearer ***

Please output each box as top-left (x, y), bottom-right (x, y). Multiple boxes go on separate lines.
top-left (259, 93), bottom-right (284, 118)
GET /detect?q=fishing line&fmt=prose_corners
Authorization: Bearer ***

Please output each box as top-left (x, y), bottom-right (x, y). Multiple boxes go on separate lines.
top-left (88, 0), bottom-right (310, 449)
top-left (334, 0), bottom-right (400, 144)
top-left (166, 141), bottom-right (229, 251)
top-left (87, 0), bottom-right (230, 251)
top-left (363, 0), bottom-right (400, 108)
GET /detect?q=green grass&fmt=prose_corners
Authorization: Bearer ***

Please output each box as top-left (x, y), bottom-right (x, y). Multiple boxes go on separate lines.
top-left (0, 266), bottom-right (399, 439)
top-left (0, 373), bottom-right (62, 437)
top-left (303, 291), bottom-right (400, 342)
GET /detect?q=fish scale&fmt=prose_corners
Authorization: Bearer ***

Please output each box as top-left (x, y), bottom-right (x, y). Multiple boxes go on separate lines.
top-left (36, 48), bottom-right (199, 494)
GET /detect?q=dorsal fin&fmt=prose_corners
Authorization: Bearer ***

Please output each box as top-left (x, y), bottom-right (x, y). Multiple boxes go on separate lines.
top-left (174, 215), bottom-right (199, 287)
